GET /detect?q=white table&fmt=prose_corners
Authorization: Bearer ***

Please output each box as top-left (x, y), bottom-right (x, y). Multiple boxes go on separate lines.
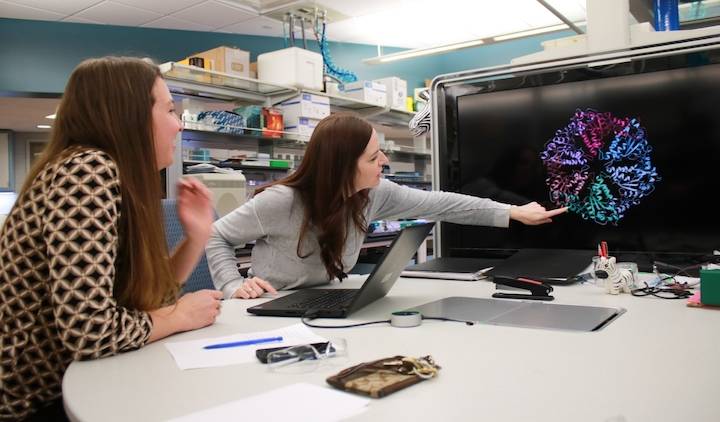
top-left (63, 276), bottom-right (720, 422)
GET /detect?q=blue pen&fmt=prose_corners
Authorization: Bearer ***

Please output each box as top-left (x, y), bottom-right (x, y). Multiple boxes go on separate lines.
top-left (203, 336), bottom-right (283, 350)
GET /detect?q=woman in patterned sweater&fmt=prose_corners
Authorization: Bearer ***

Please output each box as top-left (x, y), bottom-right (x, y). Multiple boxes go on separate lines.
top-left (0, 57), bottom-right (223, 421)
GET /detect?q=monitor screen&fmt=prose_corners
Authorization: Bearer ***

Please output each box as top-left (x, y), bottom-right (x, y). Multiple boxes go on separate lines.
top-left (443, 48), bottom-right (720, 268)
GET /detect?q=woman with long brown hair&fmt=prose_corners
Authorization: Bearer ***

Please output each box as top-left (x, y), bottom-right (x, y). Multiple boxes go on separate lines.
top-left (206, 113), bottom-right (567, 299)
top-left (0, 57), bottom-right (222, 421)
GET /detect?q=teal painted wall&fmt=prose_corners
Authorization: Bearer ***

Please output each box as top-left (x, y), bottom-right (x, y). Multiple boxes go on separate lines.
top-left (0, 18), bottom-right (570, 95)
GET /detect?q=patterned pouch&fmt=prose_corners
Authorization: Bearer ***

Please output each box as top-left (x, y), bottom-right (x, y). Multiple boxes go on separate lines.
top-left (326, 355), bottom-right (440, 398)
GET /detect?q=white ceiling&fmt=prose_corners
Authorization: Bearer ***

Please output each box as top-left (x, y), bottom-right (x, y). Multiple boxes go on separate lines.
top-left (0, 0), bottom-right (589, 132)
top-left (0, 0), bottom-right (588, 48)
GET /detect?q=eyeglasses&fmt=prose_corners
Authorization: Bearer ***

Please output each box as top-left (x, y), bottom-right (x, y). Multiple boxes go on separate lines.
top-left (267, 338), bottom-right (348, 374)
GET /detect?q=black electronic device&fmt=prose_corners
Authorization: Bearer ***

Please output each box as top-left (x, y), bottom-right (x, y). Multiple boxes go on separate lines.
top-left (485, 248), bottom-right (595, 285)
top-left (440, 45), bottom-right (720, 272)
top-left (247, 223), bottom-right (434, 318)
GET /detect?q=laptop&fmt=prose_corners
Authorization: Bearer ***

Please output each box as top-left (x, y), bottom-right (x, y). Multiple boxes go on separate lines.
top-left (485, 248), bottom-right (595, 285)
top-left (247, 222), bottom-right (435, 318)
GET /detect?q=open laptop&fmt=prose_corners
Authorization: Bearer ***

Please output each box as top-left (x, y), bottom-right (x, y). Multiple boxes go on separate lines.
top-left (247, 222), bottom-right (435, 318)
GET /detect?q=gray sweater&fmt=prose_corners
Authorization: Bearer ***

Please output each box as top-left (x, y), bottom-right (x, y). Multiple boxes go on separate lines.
top-left (206, 179), bottom-right (511, 299)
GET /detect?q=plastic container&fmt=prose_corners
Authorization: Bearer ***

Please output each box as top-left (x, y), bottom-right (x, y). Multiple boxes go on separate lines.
top-left (257, 47), bottom-right (323, 92)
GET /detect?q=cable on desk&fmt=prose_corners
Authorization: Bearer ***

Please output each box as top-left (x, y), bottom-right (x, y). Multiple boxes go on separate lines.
top-left (301, 310), bottom-right (475, 328)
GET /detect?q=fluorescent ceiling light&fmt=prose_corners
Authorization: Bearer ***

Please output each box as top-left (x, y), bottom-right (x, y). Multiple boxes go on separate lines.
top-left (45, 113), bottom-right (56, 119)
top-left (37, 124), bottom-right (51, 129)
top-left (493, 23), bottom-right (575, 41)
top-left (363, 39), bottom-right (486, 64)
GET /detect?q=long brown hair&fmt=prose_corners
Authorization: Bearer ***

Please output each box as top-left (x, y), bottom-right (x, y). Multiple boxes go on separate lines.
top-left (257, 113), bottom-right (373, 280)
top-left (17, 56), bottom-right (176, 310)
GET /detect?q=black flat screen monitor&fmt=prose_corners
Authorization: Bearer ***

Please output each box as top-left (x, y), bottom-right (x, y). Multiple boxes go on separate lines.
top-left (443, 47), bottom-right (720, 270)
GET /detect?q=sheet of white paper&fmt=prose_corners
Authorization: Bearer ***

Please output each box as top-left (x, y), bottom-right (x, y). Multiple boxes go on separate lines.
top-left (165, 323), bottom-right (328, 370)
top-left (167, 383), bottom-right (369, 422)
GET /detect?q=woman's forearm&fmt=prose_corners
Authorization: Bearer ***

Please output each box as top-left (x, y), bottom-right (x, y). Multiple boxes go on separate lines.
top-left (169, 236), bottom-right (207, 285)
top-left (146, 304), bottom-right (183, 343)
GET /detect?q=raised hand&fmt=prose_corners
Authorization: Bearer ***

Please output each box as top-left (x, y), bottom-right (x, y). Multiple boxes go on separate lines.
top-left (177, 178), bottom-right (214, 243)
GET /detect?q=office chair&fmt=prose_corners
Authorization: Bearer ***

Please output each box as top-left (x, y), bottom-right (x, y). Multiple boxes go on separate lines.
top-left (161, 199), bottom-right (216, 294)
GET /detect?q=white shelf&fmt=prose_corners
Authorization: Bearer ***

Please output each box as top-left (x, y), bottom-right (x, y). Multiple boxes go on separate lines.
top-left (181, 120), bottom-right (310, 143)
top-left (162, 62), bottom-right (427, 200)
top-left (160, 62), bottom-right (296, 104)
top-left (161, 62), bottom-right (417, 124)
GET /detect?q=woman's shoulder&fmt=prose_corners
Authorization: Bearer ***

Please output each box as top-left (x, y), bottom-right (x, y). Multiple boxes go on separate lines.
top-left (255, 184), bottom-right (298, 204)
top-left (35, 148), bottom-right (121, 193)
top-left (369, 178), bottom-right (401, 198)
top-left (61, 148), bottom-right (116, 166)
top-left (52, 148), bottom-right (119, 177)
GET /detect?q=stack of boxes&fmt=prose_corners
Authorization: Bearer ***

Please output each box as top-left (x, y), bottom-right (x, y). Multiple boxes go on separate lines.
top-left (339, 77), bottom-right (409, 111)
top-left (342, 81), bottom-right (387, 107)
top-left (179, 45), bottom-right (251, 88)
top-left (278, 93), bottom-right (330, 138)
top-left (373, 77), bottom-right (408, 110)
top-left (180, 46), bottom-right (250, 76)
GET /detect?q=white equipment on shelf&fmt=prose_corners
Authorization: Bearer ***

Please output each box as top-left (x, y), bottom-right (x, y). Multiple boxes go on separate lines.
top-left (185, 172), bottom-right (247, 217)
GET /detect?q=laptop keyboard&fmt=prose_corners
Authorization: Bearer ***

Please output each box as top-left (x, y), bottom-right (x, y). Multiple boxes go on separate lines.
top-left (289, 289), bottom-right (357, 309)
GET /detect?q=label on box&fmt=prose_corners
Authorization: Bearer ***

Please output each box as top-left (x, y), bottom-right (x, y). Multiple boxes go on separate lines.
top-left (279, 94), bottom-right (330, 120)
top-left (285, 117), bottom-right (319, 137)
top-left (343, 81), bottom-right (387, 107)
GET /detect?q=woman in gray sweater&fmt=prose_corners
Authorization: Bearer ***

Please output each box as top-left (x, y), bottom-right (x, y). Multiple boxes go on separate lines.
top-left (206, 113), bottom-right (567, 299)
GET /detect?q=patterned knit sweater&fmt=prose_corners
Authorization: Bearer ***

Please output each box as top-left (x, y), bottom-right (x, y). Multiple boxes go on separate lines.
top-left (0, 149), bottom-right (153, 420)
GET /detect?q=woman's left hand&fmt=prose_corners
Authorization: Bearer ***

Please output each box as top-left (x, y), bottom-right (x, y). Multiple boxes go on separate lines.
top-left (177, 178), bottom-right (214, 243)
top-left (509, 202), bottom-right (567, 226)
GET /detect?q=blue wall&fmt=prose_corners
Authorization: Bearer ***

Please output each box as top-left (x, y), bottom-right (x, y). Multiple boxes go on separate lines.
top-left (0, 18), bottom-right (571, 95)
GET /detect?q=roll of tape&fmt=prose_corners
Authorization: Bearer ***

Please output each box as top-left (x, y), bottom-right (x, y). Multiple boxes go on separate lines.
top-left (390, 311), bottom-right (422, 328)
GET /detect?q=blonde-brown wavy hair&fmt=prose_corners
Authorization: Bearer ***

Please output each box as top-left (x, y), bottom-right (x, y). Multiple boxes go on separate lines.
top-left (257, 113), bottom-right (373, 280)
top-left (17, 56), bottom-right (177, 310)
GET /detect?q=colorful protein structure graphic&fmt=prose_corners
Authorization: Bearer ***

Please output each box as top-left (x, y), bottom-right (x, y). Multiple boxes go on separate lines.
top-left (540, 109), bottom-right (660, 225)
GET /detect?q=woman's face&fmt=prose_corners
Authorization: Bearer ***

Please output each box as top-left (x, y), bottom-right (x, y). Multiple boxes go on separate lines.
top-left (151, 77), bottom-right (182, 170)
top-left (354, 130), bottom-right (389, 192)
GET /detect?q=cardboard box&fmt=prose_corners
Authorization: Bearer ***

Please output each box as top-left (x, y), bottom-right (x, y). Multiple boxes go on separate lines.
top-left (193, 46), bottom-right (250, 77)
top-left (257, 47), bottom-right (323, 91)
top-left (374, 77), bottom-right (407, 110)
top-left (284, 116), bottom-right (320, 138)
top-left (278, 93), bottom-right (330, 121)
top-left (342, 81), bottom-right (387, 107)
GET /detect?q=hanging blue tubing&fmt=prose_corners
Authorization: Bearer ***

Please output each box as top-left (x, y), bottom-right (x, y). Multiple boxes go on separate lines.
top-left (654, 0), bottom-right (680, 31)
top-left (316, 21), bottom-right (358, 83)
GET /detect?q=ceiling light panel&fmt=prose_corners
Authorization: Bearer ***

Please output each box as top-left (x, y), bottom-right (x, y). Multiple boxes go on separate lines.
top-left (171, 0), bottom-right (258, 29)
top-left (114, 0), bottom-right (205, 15)
top-left (217, 15), bottom-right (284, 36)
top-left (3, 0), bottom-right (100, 15)
top-left (74, 2), bottom-right (163, 26)
top-left (60, 15), bottom-right (103, 24)
top-left (315, 0), bottom-right (399, 17)
top-left (142, 16), bottom-right (214, 31)
top-left (0, 1), bottom-right (65, 21)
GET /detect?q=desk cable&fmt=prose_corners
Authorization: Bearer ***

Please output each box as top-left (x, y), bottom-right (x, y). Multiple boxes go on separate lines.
top-left (630, 259), bottom-right (715, 299)
top-left (301, 310), bottom-right (475, 329)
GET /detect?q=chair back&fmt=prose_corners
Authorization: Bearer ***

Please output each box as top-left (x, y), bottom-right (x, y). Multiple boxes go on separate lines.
top-left (161, 199), bottom-right (216, 293)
